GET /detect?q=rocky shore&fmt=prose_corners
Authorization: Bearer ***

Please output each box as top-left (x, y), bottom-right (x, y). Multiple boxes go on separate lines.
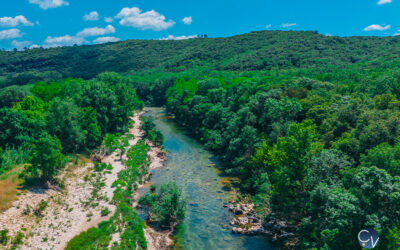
top-left (226, 200), bottom-right (296, 247)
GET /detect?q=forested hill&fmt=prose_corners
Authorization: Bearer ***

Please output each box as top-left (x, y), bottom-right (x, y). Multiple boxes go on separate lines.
top-left (2, 29), bottom-right (400, 249)
top-left (1, 30), bottom-right (400, 87)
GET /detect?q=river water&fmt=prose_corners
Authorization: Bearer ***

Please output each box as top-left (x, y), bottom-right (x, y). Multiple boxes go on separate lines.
top-left (139, 108), bottom-right (274, 250)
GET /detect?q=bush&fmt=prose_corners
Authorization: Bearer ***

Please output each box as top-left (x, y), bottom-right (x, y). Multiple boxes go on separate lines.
top-left (140, 117), bottom-right (155, 137)
top-left (101, 207), bottom-right (110, 217)
top-left (94, 162), bottom-right (107, 172)
top-left (148, 130), bottom-right (164, 147)
top-left (34, 199), bottom-right (48, 216)
top-left (0, 230), bottom-right (9, 245)
top-left (139, 182), bottom-right (186, 230)
top-left (11, 232), bottom-right (24, 246)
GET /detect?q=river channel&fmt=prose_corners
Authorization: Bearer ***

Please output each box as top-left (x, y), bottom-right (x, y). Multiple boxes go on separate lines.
top-left (138, 108), bottom-right (274, 250)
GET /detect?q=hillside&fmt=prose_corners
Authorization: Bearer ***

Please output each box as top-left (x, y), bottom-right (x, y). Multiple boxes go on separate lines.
top-left (1, 30), bottom-right (400, 87)
top-left (2, 30), bottom-right (400, 249)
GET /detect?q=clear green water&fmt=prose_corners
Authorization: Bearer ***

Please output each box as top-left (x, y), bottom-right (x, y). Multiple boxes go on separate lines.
top-left (138, 108), bottom-right (274, 250)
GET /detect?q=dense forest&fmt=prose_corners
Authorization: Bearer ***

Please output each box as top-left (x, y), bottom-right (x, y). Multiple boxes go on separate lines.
top-left (1, 30), bottom-right (400, 249)
top-left (1, 30), bottom-right (400, 87)
top-left (0, 73), bottom-right (143, 181)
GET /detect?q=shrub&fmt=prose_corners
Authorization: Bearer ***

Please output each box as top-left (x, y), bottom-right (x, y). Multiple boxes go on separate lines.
top-left (34, 199), bottom-right (48, 216)
top-left (101, 207), bottom-right (110, 217)
top-left (139, 182), bottom-right (186, 230)
top-left (11, 232), bottom-right (24, 246)
top-left (0, 230), bottom-right (9, 245)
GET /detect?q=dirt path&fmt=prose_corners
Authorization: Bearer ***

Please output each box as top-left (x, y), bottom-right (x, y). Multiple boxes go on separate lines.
top-left (0, 112), bottom-right (144, 250)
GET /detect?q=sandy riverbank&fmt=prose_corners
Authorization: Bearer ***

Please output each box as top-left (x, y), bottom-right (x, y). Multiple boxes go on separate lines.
top-left (0, 112), bottom-right (144, 249)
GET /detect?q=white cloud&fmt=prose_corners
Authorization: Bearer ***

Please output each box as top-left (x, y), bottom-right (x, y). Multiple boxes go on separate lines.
top-left (265, 24), bottom-right (272, 29)
top-left (94, 36), bottom-right (120, 44)
top-left (0, 15), bottom-right (34, 27)
top-left (30, 44), bottom-right (40, 49)
top-left (115, 7), bottom-right (175, 31)
top-left (377, 0), bottom-right (392, 5)
top-left (105, 17), bottom-right (114, 23)
top-left (29, 0), bottom-right (69, 10)
top-left (364, 24), bottom-right (391, 31)
top-left (77, 25), bottom-right (115, 37)
top-left (44, 35), bottom-right (86, 47)
top-left (83, 11), bottom-right (99, 21)
top-left (182, 16), bottom-right (192, 25)
top-left (281, 23), bottom-right (296, 28)
top-left (11, 40), bottom-right (32, 49)
top-left (0, 29), bottom-right (23, 40)
top-left (159, 35), bottom-right (197, 40)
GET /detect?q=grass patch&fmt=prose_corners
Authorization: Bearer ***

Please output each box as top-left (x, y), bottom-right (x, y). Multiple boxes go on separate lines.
top-left (172, 223), bottom-right (186, 250)
top-left (0, 176), bottom-right (23, 211)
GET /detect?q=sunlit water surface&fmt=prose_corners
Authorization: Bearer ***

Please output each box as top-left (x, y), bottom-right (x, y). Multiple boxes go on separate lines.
top-left (137, 108), bottom-right (274, 250)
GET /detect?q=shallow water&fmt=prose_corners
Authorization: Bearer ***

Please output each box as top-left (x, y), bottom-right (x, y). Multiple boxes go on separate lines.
top-left (138, 108), bottom-right (274, 250)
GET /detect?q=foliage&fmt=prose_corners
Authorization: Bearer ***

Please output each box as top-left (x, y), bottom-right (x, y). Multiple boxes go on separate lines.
top-left (2, 30), bottom-right (400, 87)
top-left (141, 116), bottom-right (164, 146)
top-left (0, 230), bottom-right (9, 245)
top-left (139, 182), bottom-right (186, 230)
top-left (386, 227), bottom-right (400, 249)
top-left (34, 199), bottom-right (48, 216)
top-left (158, 66), bottom-right (400, 248)
top-left (0, 86), bottom-right (28, 108)
top-left (0, 147), bottom-right (29, 176)
top-left (140, 117), bottom-right (155, 137)
top-left (11, 232), bottom-right (24, 246)
top-left (26, 133), bottom-right (65, 181)
top-left (31, 81), bottom-right (61, 102)
top-left (101, 207), bottom-right (110, 217)
top-left (0, 75), bottom-right (143, 184)
top-left (3, 30), bottom-right (400, 248)
top-left (148, 130), bottom-right (164, 147)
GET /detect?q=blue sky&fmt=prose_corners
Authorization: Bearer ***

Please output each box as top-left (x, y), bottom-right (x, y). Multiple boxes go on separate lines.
top-left (0, 0), bottom-right (398, 50)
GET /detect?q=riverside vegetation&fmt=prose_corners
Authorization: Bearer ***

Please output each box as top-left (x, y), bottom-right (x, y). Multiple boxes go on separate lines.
top-left (0, 75), bottom-right (185, 248)
top-left (1, 30), bottom-right (400, 249)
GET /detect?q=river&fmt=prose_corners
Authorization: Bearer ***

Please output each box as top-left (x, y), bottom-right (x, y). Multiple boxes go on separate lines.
top-left (138, 108), bottom-right (274, 250)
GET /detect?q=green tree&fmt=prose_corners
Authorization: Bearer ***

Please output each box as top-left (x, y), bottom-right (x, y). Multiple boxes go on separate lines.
top-left (148, 130), bottom-right (164, 147)
top-left (80, 81), bottom-right (118, 134)
top-left (79, 107), bottom-right (102, 150)
top-left (31, 81), bottom-right (61, 102)
top-left (360, 142), bottom-right (400, 176)
top-left (28, 133), bottom-right (65, 181)
top-left (13, 96), bottom-right (46, 119)
top-left (269, 120), bottom-right (322, 218)
top-left (140, 117), bottom-right (156, 137)
top-left (0, 108), bottom-right (39, 147)
top-left (386, 227), bottom-right (400, 249)
top-left (102, 133), bottom-right (120, 154)
top-left (46, 98), bottom-right (85, 153)
top-left (139, 182), bottom-right (186, 230)
top-left (0, 86), bottom-right (28, 108)
top-left (305, 149), bottom-right (353, 190)
top-left (300, 183), bottom-right (360, 249)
